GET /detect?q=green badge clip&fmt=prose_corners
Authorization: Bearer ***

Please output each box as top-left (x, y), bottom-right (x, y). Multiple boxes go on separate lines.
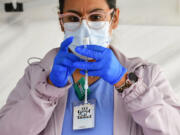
top-left (74, 77), bottom-right (90, 101)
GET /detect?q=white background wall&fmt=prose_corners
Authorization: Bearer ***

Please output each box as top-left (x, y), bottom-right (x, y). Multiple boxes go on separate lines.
top-left (0, 0), bottom-right (180, 108)
top-left (119, 0), bottom-right (180, 25)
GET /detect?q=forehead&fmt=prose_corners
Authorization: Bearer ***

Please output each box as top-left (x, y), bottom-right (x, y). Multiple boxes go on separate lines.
top-left (64, 0), bottom-right (110, 12)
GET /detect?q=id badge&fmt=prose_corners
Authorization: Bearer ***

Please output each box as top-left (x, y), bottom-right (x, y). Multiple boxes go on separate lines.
top-left (73, 100), bottom-right (96, 130)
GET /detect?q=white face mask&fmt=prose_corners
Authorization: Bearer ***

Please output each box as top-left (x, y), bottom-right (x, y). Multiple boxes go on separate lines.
top-left (64, 20), bottom-right (111, 60)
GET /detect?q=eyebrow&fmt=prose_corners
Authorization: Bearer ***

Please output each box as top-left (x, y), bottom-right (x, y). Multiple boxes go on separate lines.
top-left (66, 10), bottom-right (82, 16)
top-left (66, 8), bottom-right (104, 16)
top-left (89, 8), bottom-right (104, 13)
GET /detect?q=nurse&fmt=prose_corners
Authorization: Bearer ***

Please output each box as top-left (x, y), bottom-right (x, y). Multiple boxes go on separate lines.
top-left (0, 0), bottom-right (180, 135)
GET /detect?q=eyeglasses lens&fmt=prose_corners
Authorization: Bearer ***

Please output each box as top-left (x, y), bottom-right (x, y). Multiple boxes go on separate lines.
top-left (62, 13), bottom-right (107, 31)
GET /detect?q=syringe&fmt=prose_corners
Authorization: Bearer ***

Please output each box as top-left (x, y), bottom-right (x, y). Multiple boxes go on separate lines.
top-left (83, 37), bottom-right (89, 104)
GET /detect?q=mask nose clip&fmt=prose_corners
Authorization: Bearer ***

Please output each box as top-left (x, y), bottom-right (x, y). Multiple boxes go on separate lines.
top-left (80, 20), bottom-right (91, 35)
top-left (81, 19), bottom-right (88, 27)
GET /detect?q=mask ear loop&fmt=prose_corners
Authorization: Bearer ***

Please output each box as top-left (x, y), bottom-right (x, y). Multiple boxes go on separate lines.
top-left (109, 9), bottom-right (115, 25)
top-left (108, 9), bottom-right (115, 45)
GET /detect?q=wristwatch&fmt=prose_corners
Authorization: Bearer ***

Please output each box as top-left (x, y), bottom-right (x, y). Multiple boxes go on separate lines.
top-left (116, 72), bottom-right (138, 93)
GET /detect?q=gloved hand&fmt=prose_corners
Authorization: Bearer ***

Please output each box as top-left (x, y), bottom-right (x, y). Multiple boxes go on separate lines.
top-left (49, 36), bottom-right (80, 87)
top-left (73, 45), bottom-right (127, 85)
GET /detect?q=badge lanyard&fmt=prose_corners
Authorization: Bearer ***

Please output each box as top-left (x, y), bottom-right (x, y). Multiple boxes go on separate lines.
top-left (72, 37), bottom-right (96, 130)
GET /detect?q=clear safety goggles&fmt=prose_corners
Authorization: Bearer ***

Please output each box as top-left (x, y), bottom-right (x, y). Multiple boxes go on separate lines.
top-left (59, 9), bottom-right (114, 31)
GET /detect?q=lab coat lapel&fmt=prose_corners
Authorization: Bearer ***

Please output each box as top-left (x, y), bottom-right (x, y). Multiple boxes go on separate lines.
top-left (110, 45), bottom-right (147, 135)
top-left (40, 47), bottom-right (69, 135)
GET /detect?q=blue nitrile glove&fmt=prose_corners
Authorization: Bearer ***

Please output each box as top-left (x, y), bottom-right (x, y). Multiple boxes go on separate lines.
top-left (49, 36), bottom-right (80, 87)
top-left (73, 45), bottom-right (127, 85)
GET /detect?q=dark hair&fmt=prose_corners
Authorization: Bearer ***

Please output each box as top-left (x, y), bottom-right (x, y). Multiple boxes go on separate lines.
top-left (59, 0), bottom-right (116, 14)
